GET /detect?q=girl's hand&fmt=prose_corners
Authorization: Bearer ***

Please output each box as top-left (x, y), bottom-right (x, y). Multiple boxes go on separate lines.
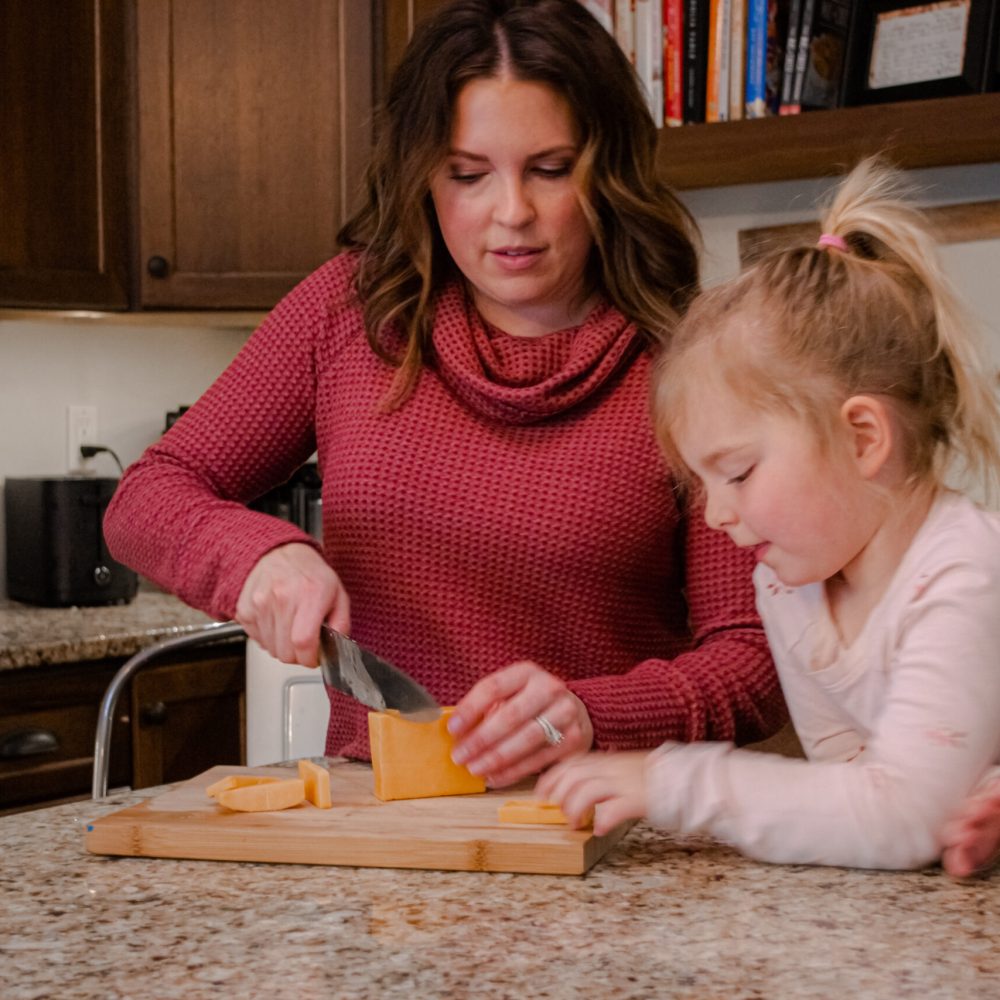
top-left (535, 751), bottom-right (649, 834)
top-left (941, 777), bottom-right (1000, 878)
top-left (447, 661), bottom-right (594, 788)
top-left (235, 542), bottom-right (350, 667)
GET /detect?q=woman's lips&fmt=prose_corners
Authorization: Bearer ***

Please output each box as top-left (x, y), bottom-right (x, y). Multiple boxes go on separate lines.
top-left (490, 247), bottom-right (543, 271)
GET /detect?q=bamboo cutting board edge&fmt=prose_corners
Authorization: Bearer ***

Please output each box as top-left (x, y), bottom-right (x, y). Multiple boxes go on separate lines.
top-left (84, 763), bottom-right (634, 875)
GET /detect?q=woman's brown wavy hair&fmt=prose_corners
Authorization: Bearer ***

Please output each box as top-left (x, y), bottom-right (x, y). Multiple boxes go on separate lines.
top-left (337, 0), bottom-right (700, 404)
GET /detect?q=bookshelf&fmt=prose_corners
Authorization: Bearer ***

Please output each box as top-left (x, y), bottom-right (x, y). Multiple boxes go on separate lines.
top-left (656, 93), bottom-right (1000, 190)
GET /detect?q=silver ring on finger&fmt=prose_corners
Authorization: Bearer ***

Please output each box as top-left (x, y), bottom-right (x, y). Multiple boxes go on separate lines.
top-left (534, 714), bottom-right (564, 747)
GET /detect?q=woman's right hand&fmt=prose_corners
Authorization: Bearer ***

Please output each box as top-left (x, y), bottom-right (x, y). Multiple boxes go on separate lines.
top-left (235, 542), bottom-right (350, 667)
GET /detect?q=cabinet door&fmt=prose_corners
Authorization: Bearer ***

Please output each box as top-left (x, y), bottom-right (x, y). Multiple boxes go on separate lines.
top-left (0, 660), bottom-right (132, 813)
top-left (131, 651), bottom-right (245, 789)
top-left (136, 0), bottom-right (373, 309)
top-left (0, 0), bottom-right (131, 309)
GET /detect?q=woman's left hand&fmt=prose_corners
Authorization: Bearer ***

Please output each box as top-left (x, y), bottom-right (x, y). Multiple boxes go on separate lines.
top-left (535, 751), bottom-right (649, 834)
top-left (447, 660), bottom-right (594, 787)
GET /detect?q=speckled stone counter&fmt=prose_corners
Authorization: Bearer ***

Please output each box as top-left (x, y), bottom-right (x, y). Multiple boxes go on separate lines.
top-left (0, 590), bottom-right (221, 670)
top-left (1, 784), bottom-right (997, 1000)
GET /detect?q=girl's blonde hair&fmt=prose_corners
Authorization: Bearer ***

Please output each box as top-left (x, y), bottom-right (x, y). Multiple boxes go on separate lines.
top-left (655, 157), bottom-right (1000, 502)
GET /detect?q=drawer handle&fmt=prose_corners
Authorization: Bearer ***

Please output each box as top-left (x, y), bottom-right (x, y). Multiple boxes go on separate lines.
top-left (0, 728), bottom-right (59, 758)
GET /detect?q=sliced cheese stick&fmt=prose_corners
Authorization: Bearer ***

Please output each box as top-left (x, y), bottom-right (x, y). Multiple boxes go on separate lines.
top-left (497, 800), bottom-right (593, 826)
top-left (206, 774), bottom-right (283, 799)
top-left (298, 759), bottom-right (333, 808)
top-left (216, 778), bottom-right (306, 812)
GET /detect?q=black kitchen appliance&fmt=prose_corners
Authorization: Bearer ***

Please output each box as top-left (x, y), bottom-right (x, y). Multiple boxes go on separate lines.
top-left (4, 476), bottom-right (138, 607)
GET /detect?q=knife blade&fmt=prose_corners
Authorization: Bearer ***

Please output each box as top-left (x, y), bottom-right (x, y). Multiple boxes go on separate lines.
top-left (318, 625), bottom-right (441, 722)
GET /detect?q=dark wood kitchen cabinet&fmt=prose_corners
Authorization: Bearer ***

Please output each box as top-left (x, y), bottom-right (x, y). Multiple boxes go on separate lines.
top-left (0, 643), bottom-right (245, 814)
top-left (129, 649), bottom-right (245, 789)
top-left (0, 0), bottom-right (373, 311)
top-left (0, 1), bottom-right (132, 309)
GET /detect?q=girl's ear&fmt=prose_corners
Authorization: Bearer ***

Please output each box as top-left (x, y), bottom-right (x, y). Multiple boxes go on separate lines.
top-left (839, 394), bottom-right (893, 480)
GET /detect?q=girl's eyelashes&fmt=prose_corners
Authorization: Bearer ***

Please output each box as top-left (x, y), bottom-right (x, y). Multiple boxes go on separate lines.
top-left (727, 466), bottom-right (754, 485)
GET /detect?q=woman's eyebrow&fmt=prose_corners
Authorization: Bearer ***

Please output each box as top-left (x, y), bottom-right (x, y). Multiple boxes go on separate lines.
top-left (445, 144), bottom-right (578, 161)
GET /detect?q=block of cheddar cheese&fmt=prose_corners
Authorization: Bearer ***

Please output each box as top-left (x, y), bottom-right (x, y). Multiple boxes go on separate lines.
top-left (368, 707), bottom-right (486, 801)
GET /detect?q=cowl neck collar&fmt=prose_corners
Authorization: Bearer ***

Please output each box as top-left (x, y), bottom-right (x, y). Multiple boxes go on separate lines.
top-left (430, 281), bottom-right (643, 424)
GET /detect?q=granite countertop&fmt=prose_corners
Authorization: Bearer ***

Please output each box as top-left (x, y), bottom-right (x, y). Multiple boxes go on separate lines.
top-left (1, 785), bottom-right (997, 999)
top-left (0, 589), bottom-right (225, 670)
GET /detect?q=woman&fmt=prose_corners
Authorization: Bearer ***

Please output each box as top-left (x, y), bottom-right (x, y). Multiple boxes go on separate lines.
top-left (104, 0), bottom-right (785, 788)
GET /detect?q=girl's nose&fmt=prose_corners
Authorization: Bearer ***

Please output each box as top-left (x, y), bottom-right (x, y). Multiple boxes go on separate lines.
top-left (494, 178), bottom-right (535, 228)
top-left (704, 489), bottom-right (736, 532)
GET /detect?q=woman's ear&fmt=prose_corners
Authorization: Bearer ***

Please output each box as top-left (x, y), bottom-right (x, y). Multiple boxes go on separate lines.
top-left (839, 395), bottom-right (894, 480)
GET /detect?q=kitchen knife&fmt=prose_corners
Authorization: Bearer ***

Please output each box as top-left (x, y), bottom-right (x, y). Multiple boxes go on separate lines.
top-left (318, 625), bottom-right (441, 722)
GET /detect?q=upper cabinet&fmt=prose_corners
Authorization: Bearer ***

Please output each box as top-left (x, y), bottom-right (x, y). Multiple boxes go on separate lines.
top-left (0, 0), bottom-right (373, 311)
top-left (136, 0), bottom-right (372, 308)
top-left (0, 1), bottom-right (132, 309)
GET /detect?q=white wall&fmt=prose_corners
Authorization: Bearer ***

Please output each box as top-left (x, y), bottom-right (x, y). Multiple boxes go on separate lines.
top-left (0, 319), bottom-right (249, 596)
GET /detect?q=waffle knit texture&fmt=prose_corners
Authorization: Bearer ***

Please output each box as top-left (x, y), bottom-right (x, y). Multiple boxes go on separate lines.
top-left (105, 254), bottom-right (785, 759)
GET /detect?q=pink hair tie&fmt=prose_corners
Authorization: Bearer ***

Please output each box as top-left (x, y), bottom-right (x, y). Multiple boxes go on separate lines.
top-left (817, 233), bottom-right (849, 252)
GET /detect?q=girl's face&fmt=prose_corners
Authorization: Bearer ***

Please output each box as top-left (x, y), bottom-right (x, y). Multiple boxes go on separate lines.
top-left (429, 75), bottom-right (596, 337)
top-left (672, 385), bottom-right (881, 589)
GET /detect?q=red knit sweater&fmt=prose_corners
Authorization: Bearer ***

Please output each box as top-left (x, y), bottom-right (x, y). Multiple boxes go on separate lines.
top-left (105, 254), bottom-right (785, 759)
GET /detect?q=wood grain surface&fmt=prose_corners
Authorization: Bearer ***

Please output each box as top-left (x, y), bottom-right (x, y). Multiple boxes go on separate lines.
top-left (85, 761), bottom-right (633, 876)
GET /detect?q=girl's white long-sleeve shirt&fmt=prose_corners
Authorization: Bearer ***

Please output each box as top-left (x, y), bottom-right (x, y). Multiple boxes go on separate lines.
top-left (645, 491), bottom-right (1000, 870)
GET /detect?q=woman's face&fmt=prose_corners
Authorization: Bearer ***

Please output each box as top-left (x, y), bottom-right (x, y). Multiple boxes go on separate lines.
top-left (429, 75), bottom-right (596, 337)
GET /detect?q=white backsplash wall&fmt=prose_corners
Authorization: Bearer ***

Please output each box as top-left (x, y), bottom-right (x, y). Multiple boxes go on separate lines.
top-left (0, 319), bottom-right (250, 597)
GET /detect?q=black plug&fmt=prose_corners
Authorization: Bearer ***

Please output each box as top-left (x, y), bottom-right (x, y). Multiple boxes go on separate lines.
top-left (80, 444), bottom-right (125, 475)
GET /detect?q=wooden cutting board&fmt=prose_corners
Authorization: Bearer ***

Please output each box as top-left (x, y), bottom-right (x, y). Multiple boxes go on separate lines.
top-left (85, 761), bottom-right (633, 875)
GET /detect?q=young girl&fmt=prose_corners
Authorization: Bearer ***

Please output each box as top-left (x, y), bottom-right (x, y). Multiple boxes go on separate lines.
top-left (538, 159), bottom-right (1000, 872)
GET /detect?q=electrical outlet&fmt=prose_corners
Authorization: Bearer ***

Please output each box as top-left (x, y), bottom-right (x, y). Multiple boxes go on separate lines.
top-left (67, 405), bottom-right (98, 472)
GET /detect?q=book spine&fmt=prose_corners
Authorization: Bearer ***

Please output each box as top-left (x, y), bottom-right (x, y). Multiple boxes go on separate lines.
top-left (615, 0), bottom-right (636, 64)
top-left (778, 0), bottom-right (803, 114)
top-left (635, 0), bottom-right (665, 126)
top-left (664, 0), bottom-right (685, 126)
top-left (728, 0), bottom-right (746, 121)
top-left (650, 0), bottom-right (665, 126)
top-left (764, 0), bottom-right (790, 114)
top-left (706, 0), bottom-right (722, 122)
top-left (706, 0), bottom-right (732, 122)
top-left (683, 0), bottom-right (709, 123)
top-left (744, 0), bottom-right (767, 118)
top-left (799, 0), bottom-right (855, 110)
top-left (790, 0), bottom-right (816, 110)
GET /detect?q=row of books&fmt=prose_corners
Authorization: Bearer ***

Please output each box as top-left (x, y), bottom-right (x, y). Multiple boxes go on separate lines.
top-left (579, 1), bottom-right (861, 126)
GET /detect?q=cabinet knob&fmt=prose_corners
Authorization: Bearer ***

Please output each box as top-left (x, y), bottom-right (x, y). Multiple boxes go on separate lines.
top-left (147, 255), bottom-right (170, 279)
top-left (0, 728), bottom-right (59, 758)
top-left (140, 701), bottom-right (168, 725)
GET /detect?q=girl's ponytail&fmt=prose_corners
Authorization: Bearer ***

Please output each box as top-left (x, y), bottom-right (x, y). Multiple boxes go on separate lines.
top-left (817, 158), bottom-right (1000, 502)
